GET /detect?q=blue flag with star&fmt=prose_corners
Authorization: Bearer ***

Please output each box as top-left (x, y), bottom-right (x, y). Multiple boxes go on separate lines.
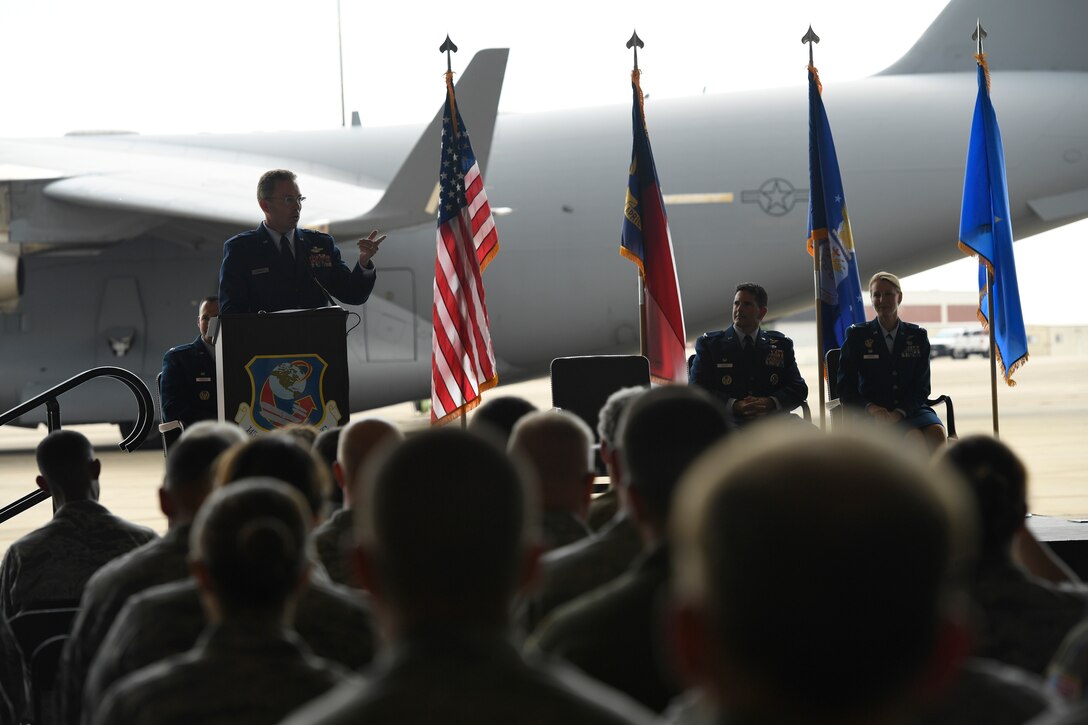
top-left (805, 65), bottom-right (865, 365)
top-left (958, 58), bottom-right (1028, 385)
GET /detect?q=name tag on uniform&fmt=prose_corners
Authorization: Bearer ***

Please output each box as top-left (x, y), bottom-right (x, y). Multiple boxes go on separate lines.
top-left (251, 267), bottom-right (270, 275)
top-left (196, 377), bottom-right (211, 382)
top-left (863, 354), bottom-right (880, 359)
top-left (716, 363), bottom-right (733, 368)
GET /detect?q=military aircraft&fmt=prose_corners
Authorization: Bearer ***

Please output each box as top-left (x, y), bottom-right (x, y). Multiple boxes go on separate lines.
top-left (0, 0), bottom-right (1085, 428)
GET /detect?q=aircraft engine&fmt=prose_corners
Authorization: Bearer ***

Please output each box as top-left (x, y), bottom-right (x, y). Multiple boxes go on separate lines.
top-left (0, 252), bottom-right (25, 310)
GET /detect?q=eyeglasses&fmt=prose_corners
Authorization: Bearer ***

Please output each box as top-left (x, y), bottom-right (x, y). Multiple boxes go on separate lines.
top-left (264, 196), bottom-right (306, 205)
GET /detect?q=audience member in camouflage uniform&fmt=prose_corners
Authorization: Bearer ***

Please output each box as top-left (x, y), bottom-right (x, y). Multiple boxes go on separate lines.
top-left (509, 411), bottom-right (595, 551)
top-left (528, 386), bottom-right (729, 713)
top-left (519, 387), bottom-right (646, 632)
top-left (939, 435), bottom-right (1088, 675)
top-left (312, 417), bottom-right (402, 588)
top-left (669, 426), bottom-right (974, 723)
top-left (83, 435), bottom-right (374, 709)
top-left (59, 424), bottom-right (243, 725)
top-left (0, 430), bottom-right (157, 618)
top-left (91, 480), bottom-right (355, 725)
top-left (280, 428), bottom-right (655, 725)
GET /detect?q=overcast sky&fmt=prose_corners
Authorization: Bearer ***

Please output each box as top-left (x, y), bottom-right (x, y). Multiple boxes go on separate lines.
top-left (0, 0), bottom-right (1082, 322)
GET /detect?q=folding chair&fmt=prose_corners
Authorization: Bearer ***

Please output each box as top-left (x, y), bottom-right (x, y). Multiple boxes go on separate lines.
top-left (156, 371), bottom-right (184, 456)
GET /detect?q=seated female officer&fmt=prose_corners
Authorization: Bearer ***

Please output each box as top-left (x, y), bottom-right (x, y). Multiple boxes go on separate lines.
top-left (836, 271), bottom-right (946, 450)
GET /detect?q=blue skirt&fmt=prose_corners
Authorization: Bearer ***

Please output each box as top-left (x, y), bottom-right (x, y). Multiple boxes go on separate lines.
top-left (903, 405), bottom-right (942, 429)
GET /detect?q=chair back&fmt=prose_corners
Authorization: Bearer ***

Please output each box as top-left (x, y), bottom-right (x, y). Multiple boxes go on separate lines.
top-left (8, 605), bottom-right (80, 666)
top-left (550, 355), bottom-right (651, 442)
top-left (826, 348), bottom-right (841, 400)
top-left (157, 371), bottom-right (183, 455)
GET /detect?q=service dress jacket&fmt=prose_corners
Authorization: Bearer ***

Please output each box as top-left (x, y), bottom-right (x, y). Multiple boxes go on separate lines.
top-left (689, 327), bottom-right (808, 416)
top-left (836, 319), bottom-right (939, 428)
top-left (160, 335), bottom-right (217, 427)
top-left (218, 225), bottom-right (376, 314)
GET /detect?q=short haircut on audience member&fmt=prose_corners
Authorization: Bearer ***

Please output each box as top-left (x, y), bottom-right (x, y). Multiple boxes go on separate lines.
top-left (618, 385), bottom-right (729, 524)
top-left (671, 425), bottom-right (975, 717)
top-left (356, 428), bottom-right (538, 613)
top-left (509, 411), bottom-right (594, 485)
top-left (313, 427), bottom-right (342, 472)
top-left (213, 434), bottom-right (330, 520)
top-left (190, 478), bottom-right (309, 615)
top-left (596, 386), bottom-right (647, 446)
top-left (338, 417), bottom-right (403, 486)
top-left (179, 421), bottom-right (248, 445)
top-left (468, 396), bottom-right (539, 446)
top-left (938, 434), bottom-right (1027, 557)
top-left (36, 430), bottom-right (96, 496)
top-left (163, 432), bottom-right (238, 509)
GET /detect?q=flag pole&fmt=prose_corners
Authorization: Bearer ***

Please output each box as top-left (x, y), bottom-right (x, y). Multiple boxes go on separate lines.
top-left (987, 269), bottom-right (999, 436)
top-left (813, 244), bottom-right (826, 430)
top-left (627, 31), bottom-right (650, 364)
top-left (972, 20), bottom-right (1000, 437)
top-left (803, 26), bottom-right (827, 430)
top-left (439, 35), bottom-right (468, 430)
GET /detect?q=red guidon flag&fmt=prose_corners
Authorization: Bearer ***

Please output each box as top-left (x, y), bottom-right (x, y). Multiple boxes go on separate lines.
top-left (431, 72), bottom-right (499, 424)
top-left (620, 69), bottom-right (687, 383)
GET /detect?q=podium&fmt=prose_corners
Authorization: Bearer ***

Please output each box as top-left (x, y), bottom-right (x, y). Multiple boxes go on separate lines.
top-left (216, 308), bottom-right (349, 434)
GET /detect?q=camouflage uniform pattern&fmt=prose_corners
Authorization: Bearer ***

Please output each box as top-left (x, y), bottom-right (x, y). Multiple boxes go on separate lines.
top-left (84, 577), bottom-right (374, 713)
top-left (907, 656), bottom-right (1059, 724)
top-left (312, 509), bottom-right (355, 588)
top-left (541, 511), bottom-right (592, 552)
top-left (279, 630), bottom-right (655, 725)
top-left (90, 621), bottom-right (353, 725)
top-left (1047, 618), bottom-right (1088, 704)
top-left (520, 513), bottom-right (642, 632)
top-left (0, 500), bottom-right (157, 617)
top-left (587, 489), bottom-right (619, 532)
top-left (59, 524), bottom-right (193, 725)
top-left (527, 544), bottom-right (678, 713)
top-left (971, 561), bottom-right (1088, 675)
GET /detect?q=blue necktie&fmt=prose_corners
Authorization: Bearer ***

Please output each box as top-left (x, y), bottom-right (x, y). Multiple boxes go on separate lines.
top-left (280, 235), bottom-right (294, 270)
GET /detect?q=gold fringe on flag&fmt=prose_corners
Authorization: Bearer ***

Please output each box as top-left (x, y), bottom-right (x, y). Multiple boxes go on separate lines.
top-left (975, 53), bottom-right (991, 92)
top-left (445, 70), bottom-right (459, 136)
top-left (807, 64), bottom-right (823, 96)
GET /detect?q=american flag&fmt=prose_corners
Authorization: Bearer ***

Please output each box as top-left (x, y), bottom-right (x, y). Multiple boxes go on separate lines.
top-left (431, 74), bottom-right (499, 424)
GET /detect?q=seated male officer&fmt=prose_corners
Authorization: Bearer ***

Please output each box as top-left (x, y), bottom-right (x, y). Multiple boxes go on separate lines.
top-left (160, 296), bottom-right (219, 429)
top-left (689, 282), bottom-right (808, 426)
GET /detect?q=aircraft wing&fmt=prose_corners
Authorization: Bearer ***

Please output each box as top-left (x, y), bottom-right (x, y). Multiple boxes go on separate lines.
top-left (8, 48), bottom-right (508, 242)
top-left (42, 162), bottom-right (384, 229)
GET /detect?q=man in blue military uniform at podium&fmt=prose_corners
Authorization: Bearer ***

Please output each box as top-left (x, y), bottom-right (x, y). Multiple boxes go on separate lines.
top-left (689, 283), bottom-right (808, 427)
top-left (218, 169), bottom-right (385, 314)
top-left (160, 296), bottom-right (219, 428)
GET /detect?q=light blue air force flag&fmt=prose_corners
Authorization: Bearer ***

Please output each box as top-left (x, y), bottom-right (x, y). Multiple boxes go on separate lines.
top-left (958, 58), bottom-right (1028, 384)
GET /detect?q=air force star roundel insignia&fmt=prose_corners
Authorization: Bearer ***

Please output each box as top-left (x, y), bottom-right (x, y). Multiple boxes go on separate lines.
top-left (234, 354), bottom-right (341, 434)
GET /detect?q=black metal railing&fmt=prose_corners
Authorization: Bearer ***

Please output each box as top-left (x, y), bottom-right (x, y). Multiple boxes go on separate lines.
top-left (0, 366), bottom-right (154, 525)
